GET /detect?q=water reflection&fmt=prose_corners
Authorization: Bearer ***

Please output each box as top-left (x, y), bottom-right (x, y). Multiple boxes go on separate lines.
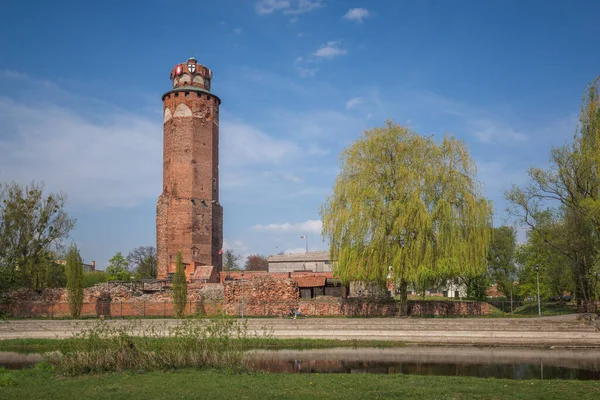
top-left (2, 347), bottom-right (600, 380)
top-left (249, 347), bottom-right (600, 380)
top-left (0, 352), bottom-right (42, 369)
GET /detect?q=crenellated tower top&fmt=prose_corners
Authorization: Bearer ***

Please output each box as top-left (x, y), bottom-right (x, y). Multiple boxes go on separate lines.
top-left (162, 57), bottom-right (220, 102)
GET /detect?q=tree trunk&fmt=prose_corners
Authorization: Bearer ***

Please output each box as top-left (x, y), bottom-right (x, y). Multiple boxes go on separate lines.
top-left (398, 279), bottom-right (408, 317)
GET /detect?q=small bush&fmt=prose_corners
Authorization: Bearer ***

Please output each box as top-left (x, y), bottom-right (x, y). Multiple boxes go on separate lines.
top-left (83, 271), bottom-right (107, 288)
top-left (46, 315), bottom-right (251, 376)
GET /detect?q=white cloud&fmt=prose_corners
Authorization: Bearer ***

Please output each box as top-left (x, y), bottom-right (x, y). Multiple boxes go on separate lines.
top-left (468, 118), bottom-right (528, 144)
top-left (0, 97), bottom-right (161, 209)
top-left (255, 0), bottom-right (324, 15)
top-left (345, 97), bottom-right (363, 109)
top-left (297, 67), bottom-right (319, 77)
top-left (283, 247), bottom-right (308, 254)
top-left (233, 27), bottom-right (243, 34)
top-left (313, 41), bottom-right (347, 58)
top-left (223, 239), bottom-right (249, 253)
top-left (263, 171), bottom-right (304, 183)
top-left (251, 219), bottom-right (322, 234)
top-left (221, 120), bottom-right (301, 167)
top-left (343, 8), bottom-right (370, 23)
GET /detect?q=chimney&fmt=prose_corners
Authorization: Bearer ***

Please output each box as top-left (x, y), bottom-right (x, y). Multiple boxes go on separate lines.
top-left (91, 261), bottom-right (96, 271)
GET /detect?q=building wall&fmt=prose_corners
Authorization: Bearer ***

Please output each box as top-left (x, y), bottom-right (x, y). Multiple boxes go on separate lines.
top-left (157, 59), bottom-right (223, 281)
top-left (269, 260), bottom-right (332, 273)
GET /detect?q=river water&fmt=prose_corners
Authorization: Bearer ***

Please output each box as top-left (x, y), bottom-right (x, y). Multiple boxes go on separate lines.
top-left (2, 347), bottom-right (599, 380)
top-left (248, 347), bottom-right (600, 380)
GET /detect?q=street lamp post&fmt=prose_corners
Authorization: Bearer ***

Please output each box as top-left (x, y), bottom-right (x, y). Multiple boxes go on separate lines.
top-left (300, 235), bottom-right (308, 253)
top-left (535, 265), bottom-right (541, 317)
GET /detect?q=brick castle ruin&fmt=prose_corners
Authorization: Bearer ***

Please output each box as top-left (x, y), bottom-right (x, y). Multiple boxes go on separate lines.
top-left (156, 57), bottom-right (223, 282)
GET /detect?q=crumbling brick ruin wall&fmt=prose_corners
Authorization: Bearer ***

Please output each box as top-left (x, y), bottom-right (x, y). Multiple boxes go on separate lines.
top-left (1, 281), bottom-right (492, 318)
top-left (223, 276), bottom-right (299, 316)
top-left (407, 300), bottom-right (491, 317)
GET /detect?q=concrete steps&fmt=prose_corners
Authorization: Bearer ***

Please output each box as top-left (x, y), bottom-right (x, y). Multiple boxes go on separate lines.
top-left (2, 317), bottom-right (598, 347)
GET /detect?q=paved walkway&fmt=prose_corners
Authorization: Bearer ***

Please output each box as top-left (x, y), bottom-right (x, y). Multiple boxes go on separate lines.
top-left (1, 316), bottom-right (599, 347)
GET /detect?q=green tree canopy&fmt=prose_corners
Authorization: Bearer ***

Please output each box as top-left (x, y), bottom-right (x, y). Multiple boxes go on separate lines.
top-left (105, 252), bottom-right (130, 281)
top-left (506, 76), bottom-right (600, 310)
top-left (488, 226), bottom-right (518, 299)
top-left (321, 121), bottom-right (492, 314)
top-left (127, 246), bottom-right (157, 279)
top-left (172, 251), bottom-right (188, 318)
top-left (65, 244), bottom-right (84, 317)
top-left (223, 250), bottom-right (242, 271)
top-left (0, 181), bottom-right (75, 291)
top-left (515, 211), bottom-right (573, 302)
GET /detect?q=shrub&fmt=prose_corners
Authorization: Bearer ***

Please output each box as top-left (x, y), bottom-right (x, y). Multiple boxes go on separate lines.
top-left (172, 251), bottom-right (188, 318)
top-left (83, 271), bottom-right (107, 288)
top-left (46, 315), bottom-right (250, 376)
top-left (65, 245), bottom-right (84, 318)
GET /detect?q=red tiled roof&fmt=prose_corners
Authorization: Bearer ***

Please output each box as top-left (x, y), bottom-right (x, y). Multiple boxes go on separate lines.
top-left (294, 276), bottom-right (327, 288)
top-left (193, 265), bottom-right (215, 281)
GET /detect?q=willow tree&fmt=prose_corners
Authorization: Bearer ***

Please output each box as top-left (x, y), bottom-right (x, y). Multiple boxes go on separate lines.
top-left (321, 121), bottom-right (492, 315)
top-left (172, 251), bottom-right (188, 318)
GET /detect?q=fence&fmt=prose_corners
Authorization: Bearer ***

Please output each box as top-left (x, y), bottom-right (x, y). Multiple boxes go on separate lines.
top-left (486, 300), bottom-right (524, 313)
top-left (2, 298), bottom-right (493, 319)
top-left (1, 300), bottom-right (222, 319)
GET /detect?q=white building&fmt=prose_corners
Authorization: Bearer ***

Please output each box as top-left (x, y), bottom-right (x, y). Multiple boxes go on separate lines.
top-left (267, 251), bottom-right (332, 273)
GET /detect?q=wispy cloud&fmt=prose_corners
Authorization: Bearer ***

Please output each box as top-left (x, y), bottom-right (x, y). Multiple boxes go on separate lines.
top-left (313, 41), bottom-right (347, 58)
top-left (343, 8), bottom-right (370, 23)
top-left (233, 27), bottom-right (243, 34)
top-left (345, 97), bottom-right (363, 109)
top-left (413, 91), bottom-right (530, 145)
top-left (297, 67), bottom-right (319, 77)
top-left (264, 171), bottom-right (305, 183)
top-left (294, 56), bottom-right (319, 77)
top-left (468, 118), bottom-right (528, 144)
top-left (252, 219), bottom-right (322, 234)
top-left (221, 120), bottom-right (301, 167)
top-left (283, 247), bottom-right (308, 254)
top-left (0, 96), bottom-right (161, 209)
top-left (255, 0), bottom-right (324, 15)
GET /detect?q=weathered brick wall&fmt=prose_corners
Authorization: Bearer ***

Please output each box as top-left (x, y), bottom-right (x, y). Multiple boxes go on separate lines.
top-left (1, 300), bottom-right (222, 318)
top-left (222, 276), bottom-right (299, 316)
top-left (407, 301), bottom-right (492, 317)
top-left (1, 299), bottom-right (491, 318)
top-left (157, 59), bottom-right (223, 281)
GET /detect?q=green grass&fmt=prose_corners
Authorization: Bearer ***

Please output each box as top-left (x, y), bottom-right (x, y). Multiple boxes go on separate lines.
top-left (513, 302), bottom-right (577, 316)
top-left (0, 337), bottom-right (408, 354)
top-left (1, 366), bottom-right (599, 400)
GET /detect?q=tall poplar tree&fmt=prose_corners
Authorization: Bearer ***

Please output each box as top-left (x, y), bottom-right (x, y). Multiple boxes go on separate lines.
top-left (321, 121), bottom-right (492, 315)
top-left (172, 251), bottom-right (188, 318)
top-left (65, 244), bottom-right (84, 318)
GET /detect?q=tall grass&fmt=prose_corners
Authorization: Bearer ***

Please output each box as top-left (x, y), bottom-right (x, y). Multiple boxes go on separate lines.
top-left (46, 315), bottom-right (252, 376)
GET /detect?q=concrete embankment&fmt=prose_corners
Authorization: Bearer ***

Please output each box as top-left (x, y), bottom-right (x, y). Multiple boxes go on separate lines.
top-left (1, 316), bottom-right (599, 348)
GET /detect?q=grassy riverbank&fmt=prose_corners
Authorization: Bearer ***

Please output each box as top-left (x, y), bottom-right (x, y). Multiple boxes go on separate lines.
top-left (0, 337), bottom-right (407, 354)
top-left (513, 302), bottom-right (577, 316)
top-left (1, 366), bottom-right (599, 400)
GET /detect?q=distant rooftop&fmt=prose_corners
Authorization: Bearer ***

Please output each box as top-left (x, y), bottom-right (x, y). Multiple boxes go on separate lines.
top-left (268, 251), bottom-right (330, 263)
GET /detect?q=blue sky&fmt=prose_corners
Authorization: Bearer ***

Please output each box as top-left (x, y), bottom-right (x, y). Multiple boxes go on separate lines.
top-left (1, 0), bottom-right (599, 269)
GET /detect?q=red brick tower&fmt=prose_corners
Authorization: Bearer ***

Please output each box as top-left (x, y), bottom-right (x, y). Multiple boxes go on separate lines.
top-left (157, 57), bottom-right (223, 282)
